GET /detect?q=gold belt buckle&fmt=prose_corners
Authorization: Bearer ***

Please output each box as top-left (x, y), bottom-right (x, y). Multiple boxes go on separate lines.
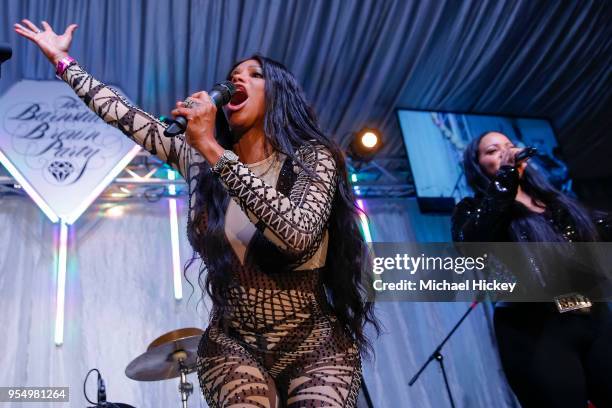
top-left (554, 293), bottom-right (592, 313)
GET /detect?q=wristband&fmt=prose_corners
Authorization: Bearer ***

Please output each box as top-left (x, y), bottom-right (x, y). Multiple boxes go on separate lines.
top-left (55, 55), bottom-right (76, 78)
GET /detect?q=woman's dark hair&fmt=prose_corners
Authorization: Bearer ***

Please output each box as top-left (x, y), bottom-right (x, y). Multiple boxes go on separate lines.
top-left (185, 54), bottom-right (380, 357)
top-left (463, 131), bottom-right (599, 242)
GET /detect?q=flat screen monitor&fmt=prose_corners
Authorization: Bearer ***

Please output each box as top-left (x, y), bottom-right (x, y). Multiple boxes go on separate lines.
top-left (397, 109), bottom-right (566, 206)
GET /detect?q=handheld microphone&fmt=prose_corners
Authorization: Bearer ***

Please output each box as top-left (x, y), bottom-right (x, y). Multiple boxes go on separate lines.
top-left (0, 43), bottom-right (12, 78)
top-left (97, 373), bottom-right (106, 404)
top-left (164, 81), bottom-right (236, 137)
top-left (515, 146), bottom-right (537, 163)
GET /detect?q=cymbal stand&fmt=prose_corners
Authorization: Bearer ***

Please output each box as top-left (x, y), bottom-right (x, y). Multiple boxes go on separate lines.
top-left (172, 350), bottom-right (193, 408)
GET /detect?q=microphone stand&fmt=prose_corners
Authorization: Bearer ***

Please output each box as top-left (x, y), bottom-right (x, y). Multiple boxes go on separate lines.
top-left (408, 301), bottom-right (479, 408)
top-left (361, 375), bottom-right (374, 408)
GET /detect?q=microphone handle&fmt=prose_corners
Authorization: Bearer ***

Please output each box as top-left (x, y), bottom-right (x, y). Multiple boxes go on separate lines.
top-left (165, 116), bottom-right (188, 136)
top-left (0, 43), bottom-right (12, 62)
top-left (515, 146), bottom-right (537, 163)
top-left (98, 376), bottom-right (106, 403)
top-left (164, 90), bottom-right (224, 137)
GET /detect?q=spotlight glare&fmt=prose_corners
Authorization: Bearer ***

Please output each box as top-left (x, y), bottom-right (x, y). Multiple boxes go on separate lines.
top-left (349, 128), bottom-right (382, 161)
top-left (106, 205), bottom-right (124, 218)
top-left (361, 132), bottom-right (378, 149)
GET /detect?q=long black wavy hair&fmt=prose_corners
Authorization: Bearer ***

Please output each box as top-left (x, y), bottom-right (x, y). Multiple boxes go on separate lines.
top-left (463, 131), bottom-right (599, 242)
top-left (185, 54), bottom-right (380, 358)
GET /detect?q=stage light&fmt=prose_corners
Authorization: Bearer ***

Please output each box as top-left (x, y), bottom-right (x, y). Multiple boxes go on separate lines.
top-left (356, 199), bottom-right (373, 243)
top-left (54, 222), bottom-right (68, 346)
top-left (349, 128), bottom-right (382, 161)
top-left (106, 205), bottom-right (125, 218)
top-left (167, 169), bottom-right (177, 195)
top-left (350, 173), bottom-right (362, 196)
top-left (167, 169), bottom-right (182, 300)
top-left (361, 131), bottom-right (379, 148)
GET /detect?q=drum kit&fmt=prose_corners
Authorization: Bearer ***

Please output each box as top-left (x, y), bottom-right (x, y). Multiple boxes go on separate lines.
top-left (124, 327), bottom-right (204, 408)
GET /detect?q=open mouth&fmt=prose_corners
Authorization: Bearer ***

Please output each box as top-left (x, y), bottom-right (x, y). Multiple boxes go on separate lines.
top-left (227, 85), bottom-right (248, 112)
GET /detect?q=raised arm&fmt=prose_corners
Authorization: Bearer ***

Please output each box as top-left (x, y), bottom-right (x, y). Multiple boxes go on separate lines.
top-left (216, 144), bottom-right (338, 258)
top-left (60, 63), bottom-right (193, 176)
top-left (452, 165), bottom-right (519, 242)
top-left (14, 19), bottom-right (193, 177)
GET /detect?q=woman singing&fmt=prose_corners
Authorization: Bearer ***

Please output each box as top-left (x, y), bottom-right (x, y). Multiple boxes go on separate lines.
top-left (15, 20), bottom-right (378, 407)
top-left (452, 131), bottom-right (612, 408)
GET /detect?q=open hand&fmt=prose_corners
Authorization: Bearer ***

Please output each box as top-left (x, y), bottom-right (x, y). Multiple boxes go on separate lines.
top-left (14, 19), bottom-right (78, 65)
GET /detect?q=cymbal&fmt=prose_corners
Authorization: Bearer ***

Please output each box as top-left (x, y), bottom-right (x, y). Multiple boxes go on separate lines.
top-left (125, 328), bottom-right (204, 381)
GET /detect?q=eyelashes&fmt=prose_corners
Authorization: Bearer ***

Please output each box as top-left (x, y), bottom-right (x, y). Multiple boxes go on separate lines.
top-left (229, 70), bottom-right (264, 80)
top-left (485, 145), bottom-right (515, 155)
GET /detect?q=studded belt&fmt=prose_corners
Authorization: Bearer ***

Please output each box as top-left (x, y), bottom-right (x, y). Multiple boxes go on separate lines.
top-left (553, 293), bottom-right (592, 313)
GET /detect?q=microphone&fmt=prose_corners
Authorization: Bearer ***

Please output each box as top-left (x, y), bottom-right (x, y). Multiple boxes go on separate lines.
top-left (515, 146), bottom-right (537, 163)
top-left (164, 81), bottom-right (236, 137)
top-left (97, 373), bottom-right (106, 405)
top-left (0, 43), bottom-right (12, 78)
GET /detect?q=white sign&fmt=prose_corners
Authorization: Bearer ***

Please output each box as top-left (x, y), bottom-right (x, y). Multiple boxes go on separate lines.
top-left (0, 80), bottom-right (140, 224)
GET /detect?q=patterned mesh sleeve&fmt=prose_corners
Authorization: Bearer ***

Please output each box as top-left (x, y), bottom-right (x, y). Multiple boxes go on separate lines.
top-left (61, 62), bottom-right (193, 177)
top-left (216, 144), bottom-right (338, 258)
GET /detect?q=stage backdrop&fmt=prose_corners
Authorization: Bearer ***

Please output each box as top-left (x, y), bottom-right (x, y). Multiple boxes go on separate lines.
top-left (1, 0), bottom-right (610, 180)
top-left (0, 193), bottom-right (518, 407)
top-left (6, 0), bottom-right (586, 405)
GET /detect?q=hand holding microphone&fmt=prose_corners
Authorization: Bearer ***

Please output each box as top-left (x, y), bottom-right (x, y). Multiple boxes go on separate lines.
top-left (515, 146), bottom-right (537, 163)
top-left (165, 81), bottom-right (235, 137)
top-left (167, 81), bottom-right (236, 159)
top-left (501, 146), bottom-right (537, 177)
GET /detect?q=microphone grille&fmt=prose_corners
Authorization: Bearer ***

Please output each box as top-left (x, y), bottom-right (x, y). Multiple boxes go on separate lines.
top-left (215, 81), bottom-right (236, 104)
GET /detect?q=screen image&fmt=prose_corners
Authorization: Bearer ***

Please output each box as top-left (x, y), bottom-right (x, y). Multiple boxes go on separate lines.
top-left (397, 110), bottom-right (568, 203)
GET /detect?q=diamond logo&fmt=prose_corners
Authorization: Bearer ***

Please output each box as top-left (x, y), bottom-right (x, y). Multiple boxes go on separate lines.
top-left (48, 160), bottom-right (75, 183)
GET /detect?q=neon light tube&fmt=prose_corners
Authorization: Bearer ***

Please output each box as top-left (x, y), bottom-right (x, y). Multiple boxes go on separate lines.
top-left (356, 199), bottom-right (372, 243)
top-left (63, 145), bottom-right (141, 225)
top-left (54, 221), bottom-right (68, 346)
top-left (167, 169), bottom-right (182, 300)
top-left (0, 150), bottom-right (59, 223)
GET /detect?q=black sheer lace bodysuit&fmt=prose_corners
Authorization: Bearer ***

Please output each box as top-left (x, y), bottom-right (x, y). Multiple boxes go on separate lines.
top-left (62, 63), bottom-right (362, 408)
